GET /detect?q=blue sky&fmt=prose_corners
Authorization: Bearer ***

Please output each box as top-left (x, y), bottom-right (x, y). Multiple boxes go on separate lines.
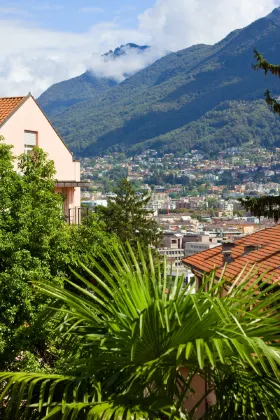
top-left (1, 1), bottom-right (154, 32)
top-left (0, 0), bottom-right (279, 97)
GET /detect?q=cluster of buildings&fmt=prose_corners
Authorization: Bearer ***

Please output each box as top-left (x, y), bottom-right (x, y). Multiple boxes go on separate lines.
top-left (81, 147), bottom-right (280, 217)
top-left (79, 147), bottom-right (280, 286)
top-left (158, 211), bottom-right (280, 302)
top-left (157, 212), bottom-right (272, 270)
top-left (1, 94), bottom-right (280, 301)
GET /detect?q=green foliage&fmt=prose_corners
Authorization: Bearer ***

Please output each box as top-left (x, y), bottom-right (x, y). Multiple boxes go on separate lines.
top-left (68, 211), bottom-right (119, 276)
top-left (132, 100), bottom-right (280, 157)
top-left (0, 136), bottom-right (160, 384)
top-left (97, 179), bottom-right (161, 248)
top-left (40, 8), bottom-right (280, 157)
top-left (37, 71), bottom-right (117, 118)
top-left (0, 138), bottom-right (115, 371)
top-left (0, 139), bottom-right (70, 369)
top-left (207, 198), bottom-right (219, 209)
top-left (96, 166), bottom-right (129, 192)
top-left (253, 48), bottom-right (280, 115)
top-left (240, 195), bottom-right (280, 222)
top-left (1, 245), bottom-right (280, 418)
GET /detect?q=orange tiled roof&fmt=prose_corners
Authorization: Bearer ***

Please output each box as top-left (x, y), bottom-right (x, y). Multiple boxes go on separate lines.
top-left (183, 224), bottom-right (280, 283)
top-left (0, 97), bottom-right (25, 125)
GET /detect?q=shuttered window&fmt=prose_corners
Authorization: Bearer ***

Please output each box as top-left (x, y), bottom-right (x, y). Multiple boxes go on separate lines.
top-left (24, 131), bottom-right (37, 156)
top-left (24, 131), bottom-right (37, 146)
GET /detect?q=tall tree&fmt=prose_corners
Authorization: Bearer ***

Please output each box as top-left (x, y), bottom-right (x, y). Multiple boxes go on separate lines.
top-left (97, 178), bottom-right (161, 248)
top-left (240, 50), bottom-right (280, 221)
top-left (0, 137), bottom-right (118, 372)
top-left (0, 139), bottom-right (70, 369)
top-left (1, 245), bottom-right (280, 419)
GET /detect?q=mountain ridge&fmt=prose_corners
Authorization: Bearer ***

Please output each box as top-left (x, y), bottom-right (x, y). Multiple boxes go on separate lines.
top-left (37, 43), bottom-right (150, 118)
top-left (102, 43), bottom-right (150, 59)
top-left (40, 7), bottom-right (280, 157)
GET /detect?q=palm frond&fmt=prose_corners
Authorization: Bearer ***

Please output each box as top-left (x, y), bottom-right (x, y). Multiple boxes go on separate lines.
top-left (0, 372), bottom-right (100, 419)
top-left (1, 243), bottom-right (280, 418)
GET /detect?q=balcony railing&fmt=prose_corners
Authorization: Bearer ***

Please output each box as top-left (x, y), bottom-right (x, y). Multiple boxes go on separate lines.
top-left (67, 206), bottom-right (96, 225)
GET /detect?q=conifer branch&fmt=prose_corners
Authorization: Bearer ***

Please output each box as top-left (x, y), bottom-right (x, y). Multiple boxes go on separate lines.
top-left (253, 49), bottom-right (280, 115)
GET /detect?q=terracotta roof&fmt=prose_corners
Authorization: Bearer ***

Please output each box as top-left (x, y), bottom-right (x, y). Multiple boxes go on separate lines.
top-left (182, 224), bottom-right (280, 283)
top-left (0, 97), bottom-right (26, 125)
top-left (0, 94), bottom-right (76, 159)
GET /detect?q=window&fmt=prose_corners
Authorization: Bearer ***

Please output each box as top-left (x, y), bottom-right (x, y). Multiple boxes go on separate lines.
top-left (24, 131), bottom-right (37, 156)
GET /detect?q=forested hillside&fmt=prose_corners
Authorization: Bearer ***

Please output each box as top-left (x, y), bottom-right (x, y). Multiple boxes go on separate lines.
top-left (37, 71), bottom-right (117, 118)
top-left (129, 100), bottom-right (280, 156)
top-left (41, 7), bottom-right (280, 157)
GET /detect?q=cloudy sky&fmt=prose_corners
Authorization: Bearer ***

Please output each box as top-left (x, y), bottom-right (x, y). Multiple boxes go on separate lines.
top-left (1, 0), bottom-right (279, 97)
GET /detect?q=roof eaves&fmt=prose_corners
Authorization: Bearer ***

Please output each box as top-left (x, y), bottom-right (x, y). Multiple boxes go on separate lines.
top-left (182, 260), bottom-right (209, 276)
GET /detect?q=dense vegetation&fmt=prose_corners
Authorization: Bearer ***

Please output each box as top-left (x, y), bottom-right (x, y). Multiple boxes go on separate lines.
top-left (37, 71), bottom-right (117, 118)
top-left (1, 144), bottom-right (280, 417)
top-left (2, 248), bottom-right (280, 418)
top-left (129, 99), bottom-right (280, 157)
top-left (39, 7), bottom-right (280, 157)
top-left (0, 138), bottom-right (158, 374)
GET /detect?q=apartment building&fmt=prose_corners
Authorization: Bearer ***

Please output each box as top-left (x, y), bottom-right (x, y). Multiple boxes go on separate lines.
top-left (184, 234), bottom-right (221, 257)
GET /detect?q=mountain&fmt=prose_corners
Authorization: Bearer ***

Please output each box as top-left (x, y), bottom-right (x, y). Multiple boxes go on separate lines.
top-left (103, 43), bottom-right (150, 59)
top-left (41, 7), bottom-right (280, 157)
top-left (130, 100), bottom-right (280, 157)
top-left (37, 72), bottom-right (117, 118)
top-left (37, 43), bottom-right (149, 118)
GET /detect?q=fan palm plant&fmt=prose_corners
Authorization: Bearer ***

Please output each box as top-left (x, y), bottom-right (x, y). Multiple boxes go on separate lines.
top-left (1, 244), bottom-right (280, 419)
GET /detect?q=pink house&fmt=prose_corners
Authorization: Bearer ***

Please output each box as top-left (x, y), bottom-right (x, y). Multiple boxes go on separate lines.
top-left (0, 94), bottom-right (86, 223)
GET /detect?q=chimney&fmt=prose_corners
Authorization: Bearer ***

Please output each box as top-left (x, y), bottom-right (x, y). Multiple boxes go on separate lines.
top-left (244, 244), bottom-right (260, 255)
top-left (223, 250), bottom-right (234, 264)
top-left (222, 240), bottom-right (235, 252)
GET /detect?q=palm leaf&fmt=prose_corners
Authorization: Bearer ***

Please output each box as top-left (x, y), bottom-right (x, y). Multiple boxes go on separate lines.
top-left (1, 243), bottom-right (280, 418)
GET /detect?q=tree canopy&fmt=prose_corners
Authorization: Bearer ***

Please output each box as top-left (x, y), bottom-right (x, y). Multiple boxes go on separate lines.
top-left (0, 138), bottom-right (115, 372)
top-left (97, 179), bottom-right (161, 248)
top-left (0, 138), bottom-right (69, 370)
top-left (1, 245), bottom-right (280, 419)
top-left (0, 141), bottom-right (162, 373)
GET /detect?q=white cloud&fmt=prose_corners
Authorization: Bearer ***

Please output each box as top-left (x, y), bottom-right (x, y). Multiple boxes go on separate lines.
top-left (139, 0), bottom-right (280, 51)
top-left (0, 19), bottom-right (146, 97)
top-left (0, 0), bottom-right (279, 97)
top-left (87, 45), bottom-right (163, 82)
top-left (80, 7), bottom-right (104, 13)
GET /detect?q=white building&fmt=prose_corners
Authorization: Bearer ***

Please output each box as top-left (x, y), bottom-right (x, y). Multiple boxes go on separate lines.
top-left (158, 248), bottom-right (185, 267)
top-left (184, 234), bottom-right (221, 257)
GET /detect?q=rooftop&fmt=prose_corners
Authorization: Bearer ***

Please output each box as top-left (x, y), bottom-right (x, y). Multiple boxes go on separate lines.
top-left (0, 97), bottom-right (25, 125)
top-left (183, 224), bottom-right (280, 283)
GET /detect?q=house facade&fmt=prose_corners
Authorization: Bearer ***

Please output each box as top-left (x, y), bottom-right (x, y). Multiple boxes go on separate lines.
top-left (0, 94), bottom-right (86, 223)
